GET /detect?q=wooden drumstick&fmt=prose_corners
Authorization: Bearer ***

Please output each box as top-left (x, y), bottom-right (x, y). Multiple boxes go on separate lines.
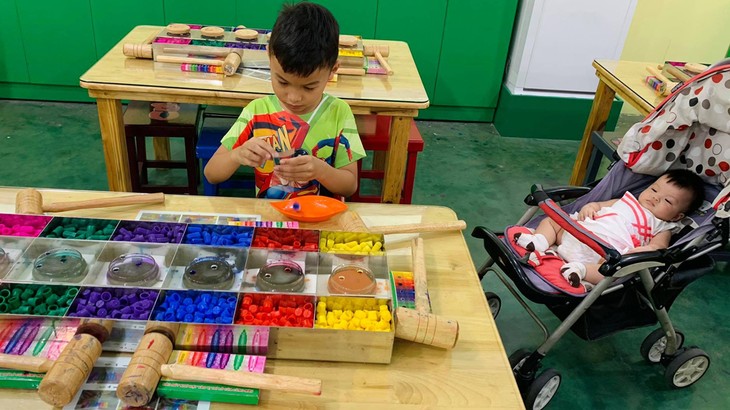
top-left (393, 240), bottom-right (459, 349)
top-left (0, 353), bottom-right (53, 373)
top-left (38, 319), bottom-right (114, 407)
top-left (373, 49), bottom-right (393, 76)
top-left (160, 364), bottom-right (322, 395)
top-left (15, 188), bottom-right (164, 215)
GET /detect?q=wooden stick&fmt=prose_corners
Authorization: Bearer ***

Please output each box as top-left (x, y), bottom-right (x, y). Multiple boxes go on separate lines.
top-left (684, 62), bottom-right (708, 74)
top-left (15, 189), bottom-right (165, 214)
top-left (336, 67), bottom-right (366, 76)
top-left (374, 50), bottom-right (393, 76)
top-left (412, 238), bottom-right (430, 314)
top-left (155, 55), bottom-right (225, 66)
top-left (160, 364), bottom-right (323, 395)
top-left (369, 220), bottom-right (467, 235)
top-left (0, 353), bottom-right (53, 373)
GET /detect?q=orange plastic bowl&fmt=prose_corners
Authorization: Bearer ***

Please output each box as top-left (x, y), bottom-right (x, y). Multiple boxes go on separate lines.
top-left (271, 196), bottom-right (348, 222)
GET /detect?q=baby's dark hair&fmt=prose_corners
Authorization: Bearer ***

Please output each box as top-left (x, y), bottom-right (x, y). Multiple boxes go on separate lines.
top-left (268, 2), bottom-right (339, 77)
top-left (663, 169), bottom-right (705, 214)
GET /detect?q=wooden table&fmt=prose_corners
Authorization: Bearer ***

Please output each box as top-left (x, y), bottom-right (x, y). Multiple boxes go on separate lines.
top-left (569, 60), bottom-right (666, 185)
top-left (80, 26), bottom-right (430, 204)
top-left (0, 188), bottom-right (524, 409)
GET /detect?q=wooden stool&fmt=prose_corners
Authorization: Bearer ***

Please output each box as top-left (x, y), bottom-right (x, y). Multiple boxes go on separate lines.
top-left (349, 116), bottom-right (424, 204)
top-left (124, 101), bottom-right (201, 194)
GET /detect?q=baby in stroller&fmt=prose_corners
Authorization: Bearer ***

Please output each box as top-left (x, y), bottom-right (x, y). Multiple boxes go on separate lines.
top-left (514, 169), bottom-right (705, 290)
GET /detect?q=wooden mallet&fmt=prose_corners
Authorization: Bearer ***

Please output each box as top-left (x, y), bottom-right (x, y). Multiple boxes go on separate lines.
top-left (37, 319), bottom-right (114, 407)
top-left (363, 45), bottom-right (393, 75)
top-left (338, 210), bottom-right (466, 235)
top-left (117, 321), bottom-right (322, 407)
top-left (394, 238), bottom-right (459, 349)
top-left (15, 188), bottom-right (165, 215)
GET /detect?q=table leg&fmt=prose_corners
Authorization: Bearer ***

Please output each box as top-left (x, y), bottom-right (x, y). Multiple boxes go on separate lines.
top-left (569, 79), bottom-right (617, 185)
top-left (381, 116), bottom-right (411, 204)
top-left (153, 137), bottom-right (171, 161)
top-left (96, 98), bottom-right (132, 192)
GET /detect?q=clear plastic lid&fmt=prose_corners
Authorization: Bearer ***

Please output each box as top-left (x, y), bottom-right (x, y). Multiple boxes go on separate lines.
top-left (107, 253), bottom-right (159, 287)
top-left (32, 248), bottom-right (88, 283)
top-left (255, 260), bottom-right (305, 292)
top-left (328, 264), bottom-right (376, 295)
top-left (183, 256), bottom-right (234, 290)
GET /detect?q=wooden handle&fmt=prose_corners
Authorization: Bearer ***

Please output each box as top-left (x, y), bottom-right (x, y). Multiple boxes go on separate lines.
top-left (684, 62), bottom-right (708, 73)
top-left (15, 188), bottom-right (43, 214)
top-left (412, 238), bottom-right (430, 314)
top-left (0, 353), bottom-right (53, 373)
top-left (368, 220), bottom-right (467, 235)
top-left (336, 67), bottom-right (366, 76)
top-left (338, 211), bottom-right (368, 232)
top-left (646, 65), bottom-right (671, 84)
top-left (38, 334), bottom-right (103, 407)
top-left (374, 50), bottom-right (393, 75)
top-left (123, 31), bottom-right (157, 59)
top-left (223, 52), bottom-right (242, 76)
top-left (160, 364), bottom-right (323, 395)
top-left (156, 55), bottom-right (225, 66)
top-left (664, 64), bottom-right (692, 82)
top-left (43, 192), bottom-right (165, 213)
top-left (394, 307), bottom-right (459, 349)
top-left (117, 332), bottom-right (174, 407)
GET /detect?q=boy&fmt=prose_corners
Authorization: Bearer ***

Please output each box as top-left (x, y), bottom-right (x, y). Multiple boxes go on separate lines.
top-left (204, 2), bottom-right (365, 199)
top-left (515, 169), bottom-right (705, 289)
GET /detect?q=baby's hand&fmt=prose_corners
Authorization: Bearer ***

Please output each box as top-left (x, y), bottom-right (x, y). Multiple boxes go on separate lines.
top-left (231, 139), bottom-right (277, 168)
top-left (578, 203), bottom-right (601, 220)
top-left (275, 155), bottom-right (324, 184)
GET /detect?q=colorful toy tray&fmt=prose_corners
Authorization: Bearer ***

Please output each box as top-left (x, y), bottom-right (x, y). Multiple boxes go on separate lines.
top-left (0, 213), bottom-right (395, 364)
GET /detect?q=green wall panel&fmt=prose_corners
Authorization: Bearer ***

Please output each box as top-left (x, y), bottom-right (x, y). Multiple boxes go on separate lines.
top-left (235, 0), bottom-right (288, 29)
top-left (15, 0), bottom-right (97, 86)
top-left (91, 1), bottom-right (165, 58)
top-left (375, 0), bottom-right (447, 102)
top-left (314, 0), bottom-right (377, 39)
top-left (433, 0), bottom-right (518, 108)
top-left (164, 0), bottom-right (238, 27)
top-left (0, 0), bottom-right (29, 83)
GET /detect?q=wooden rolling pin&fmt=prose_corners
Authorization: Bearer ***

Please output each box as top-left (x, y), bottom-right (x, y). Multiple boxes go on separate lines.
top-left (394, 238), bottom-right (459, 349)
top-left (38, 319), bottom-right (114, 407)
top-left (15, 188), bottom-right (164, 215)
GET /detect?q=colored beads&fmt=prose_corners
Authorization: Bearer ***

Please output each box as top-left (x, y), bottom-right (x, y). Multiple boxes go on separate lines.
top-left (112, 221), bottom-right (185, 243)
top-left (319, 231), bottom-right (384, 255)
top-left (0, 214), bottom-right (52, 237)
top-left (0, 284), bottom-right (77, 316)
top-left (68, 287), bottom-right (157, 320)
top-left (235, 294), bottom-right (314, 328)
top-left (153, 290), bottom-right (236, 324)
top-left (251, 228), bottom-right (318, 251)
top-left (314, 296), bottom-right (391, 331)
top-left (40, 217), bottom-right (118, 241)
top-left (181, 63), bottom-right (224, 74)
top-left (182, 224), bottom-right (253, 247)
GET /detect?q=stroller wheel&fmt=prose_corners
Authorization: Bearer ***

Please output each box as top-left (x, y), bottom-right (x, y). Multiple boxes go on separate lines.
top-left (665, 348), bottom-right (710, 388)
top-left (640, 328), bottom-right (685, 363)
top-left (524, 368), bottom-right (561, 410)
top-left (508, 348), bottom-right (533, 372)
top-left (485, 292), bottom-right (501, 318)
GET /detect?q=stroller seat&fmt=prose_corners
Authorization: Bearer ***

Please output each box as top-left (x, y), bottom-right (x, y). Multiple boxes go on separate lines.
top-left (472, 62), bottom-right (730, 409)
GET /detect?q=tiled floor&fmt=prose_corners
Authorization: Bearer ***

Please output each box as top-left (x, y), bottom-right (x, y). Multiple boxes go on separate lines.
top-left (0, 100), bottom-right (728, 409)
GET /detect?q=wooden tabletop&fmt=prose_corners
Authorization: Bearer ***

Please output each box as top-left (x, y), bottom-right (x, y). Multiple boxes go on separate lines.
top-left (80, 26), bottom-right (430, 112)
top-left (594, 59), bottom-right (667, 116)
top-left (0, 188), bottom-right (523, 409)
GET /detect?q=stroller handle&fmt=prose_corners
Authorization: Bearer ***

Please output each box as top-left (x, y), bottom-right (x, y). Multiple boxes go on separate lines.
top-left (530, 184), bottom-right (622, 266)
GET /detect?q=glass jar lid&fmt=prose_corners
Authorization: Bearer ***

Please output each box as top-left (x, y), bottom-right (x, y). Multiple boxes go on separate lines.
top-left (255, 260), bottom-right (305, 293)
top-left (32, 248), bottom-right (88, 283)
top-left (183, 256), bottom-right (234, 290)
top-left (328, 264), bottom-right (376, 295)
top-left (107, 253), bottom-right (159, 287)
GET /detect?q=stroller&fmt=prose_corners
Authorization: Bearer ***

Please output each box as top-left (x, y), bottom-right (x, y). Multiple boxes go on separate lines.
top-left (472, 62), bottom-right (730, 409)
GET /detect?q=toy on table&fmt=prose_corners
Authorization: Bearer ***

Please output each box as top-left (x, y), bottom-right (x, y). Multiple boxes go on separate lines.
top-left (117, 321), bottom-right (321, 407)
top-left (393, 238), bottom-right (459, 349)
top-left (338, 210), bottom-right (467, 235)
top-left (271, 196), bottom-right (348, 222)
top-left (15, 188), bottom-right (164, 215)
top-left (364, 45), bottom-right (393, 76)
top-left (645, 65), bottom-right (677, 96)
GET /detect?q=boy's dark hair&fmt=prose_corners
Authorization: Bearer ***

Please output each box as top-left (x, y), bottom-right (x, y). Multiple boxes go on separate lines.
top-left (663, 169), bottom-right (705, 214)
top-left (268, 2), bottom-right (339, 77)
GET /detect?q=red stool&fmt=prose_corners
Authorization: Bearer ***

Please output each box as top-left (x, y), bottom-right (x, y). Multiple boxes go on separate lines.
top-left (349, 116), bottom-right (424, 204)
top-left (124, 101), bottom-right (201, 194)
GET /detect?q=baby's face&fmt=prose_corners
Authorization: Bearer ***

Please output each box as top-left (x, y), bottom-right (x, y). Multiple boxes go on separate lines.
top-left (638, 176), bottom-right (693, 221)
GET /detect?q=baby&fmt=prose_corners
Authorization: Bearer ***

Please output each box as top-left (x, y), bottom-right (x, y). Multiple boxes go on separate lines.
top-left (515, 169), bottom-right (705, 289)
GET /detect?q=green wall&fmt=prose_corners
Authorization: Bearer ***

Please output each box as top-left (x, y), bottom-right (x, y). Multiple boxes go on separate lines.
top-left (0, 0), bottom-right (520, 122)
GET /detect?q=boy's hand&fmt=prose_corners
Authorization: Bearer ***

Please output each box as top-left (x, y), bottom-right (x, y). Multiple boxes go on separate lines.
top-left (232, 139), bottom-right (277, 168)
top-left (578, 203), bottom-right (601, 220)
top-left (274, 155), bottom-right (324, 184)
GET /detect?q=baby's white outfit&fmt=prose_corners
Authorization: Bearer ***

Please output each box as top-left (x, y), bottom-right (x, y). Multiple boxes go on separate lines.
top-left (557, 192), bottom-right (677, 264)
